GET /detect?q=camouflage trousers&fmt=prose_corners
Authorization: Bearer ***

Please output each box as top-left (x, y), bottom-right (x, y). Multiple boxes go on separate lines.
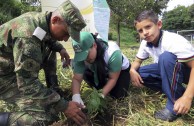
top-left (8, 111), bottom-right (52, 126)
top-left (0, 51), bottom-right (60, 126)
top-left (0, 78), bottom-right (59, 126)
top-left (3, 84), bottom-right (60, 126)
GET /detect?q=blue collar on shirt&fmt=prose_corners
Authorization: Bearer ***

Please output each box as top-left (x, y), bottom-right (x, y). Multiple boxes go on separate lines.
top-left (147, 30), bottom-right (163, 48)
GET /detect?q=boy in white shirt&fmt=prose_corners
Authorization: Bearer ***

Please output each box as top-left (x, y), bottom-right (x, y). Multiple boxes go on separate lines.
top-left (130, 10), bottom-right (194, 122)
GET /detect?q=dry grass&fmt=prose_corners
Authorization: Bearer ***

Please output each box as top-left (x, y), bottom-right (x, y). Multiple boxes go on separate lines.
top-left (0, 48), bottom-right (194, 126)
top-left (50, 48), bottom-right (194, 126)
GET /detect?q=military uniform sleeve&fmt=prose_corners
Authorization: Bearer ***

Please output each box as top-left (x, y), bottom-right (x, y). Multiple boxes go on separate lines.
top-left (13, 37), bottom-right (68, 112)
top-left (49, 40), bottom-right (64, 52)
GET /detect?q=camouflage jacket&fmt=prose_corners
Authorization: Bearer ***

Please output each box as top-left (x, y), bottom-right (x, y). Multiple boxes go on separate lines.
top-left (0, 12), bottom-right (68, 114)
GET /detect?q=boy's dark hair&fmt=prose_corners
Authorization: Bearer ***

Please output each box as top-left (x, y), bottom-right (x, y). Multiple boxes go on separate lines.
top-left (134, 10), bottom-right (158, 26)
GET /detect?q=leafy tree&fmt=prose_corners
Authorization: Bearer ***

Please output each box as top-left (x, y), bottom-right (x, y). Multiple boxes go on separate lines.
top-left (20, 0), bottom-right (41, 13)
top-left (0, 0), bottom-right (22, 24)
top-left (0, 0), bottom-right (41, 24)
top-left (107, 0), bottom-right (169, 46)
top-left (21, 0), bottom-right (41, 6)
top-left (188, 4), bottom-right (194, 28)
top-left (162, 4), bottom-right (194, 31)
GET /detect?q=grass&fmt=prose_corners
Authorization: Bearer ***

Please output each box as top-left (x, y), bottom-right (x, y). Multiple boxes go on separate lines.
top-left (1, 24), bottom-right (194, 125)
top-left (53, 47), bottom-right (194, 126)
top-left (0, 47), bottom-right (194, 126)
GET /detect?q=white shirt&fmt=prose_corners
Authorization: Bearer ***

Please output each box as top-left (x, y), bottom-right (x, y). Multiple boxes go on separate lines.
top-left (136, 31), bottom-right (194, 63)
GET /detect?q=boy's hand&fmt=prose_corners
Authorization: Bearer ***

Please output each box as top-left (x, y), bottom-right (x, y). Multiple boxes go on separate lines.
top-left (174, 95), bottom-right (192, 114)
top-left (130, 69), bottom-right (144, 87)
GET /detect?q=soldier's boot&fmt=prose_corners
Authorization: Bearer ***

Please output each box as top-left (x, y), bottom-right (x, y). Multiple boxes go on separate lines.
top-left (46, 75), bottom-right (65, 97)
top-left (0, 112), bottom-right (10, 126)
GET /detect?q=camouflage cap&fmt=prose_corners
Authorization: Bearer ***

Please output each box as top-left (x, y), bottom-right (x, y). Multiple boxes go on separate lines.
top-left (57, 0), bottom-right (86, 42)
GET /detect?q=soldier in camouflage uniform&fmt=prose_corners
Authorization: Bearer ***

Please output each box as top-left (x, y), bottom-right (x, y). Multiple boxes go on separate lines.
top-left (0, 0), bottom-right (87, 125)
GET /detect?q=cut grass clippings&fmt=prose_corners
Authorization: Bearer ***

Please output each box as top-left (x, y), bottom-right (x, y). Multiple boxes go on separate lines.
top-left (0, 47), bottom-right (194, 126)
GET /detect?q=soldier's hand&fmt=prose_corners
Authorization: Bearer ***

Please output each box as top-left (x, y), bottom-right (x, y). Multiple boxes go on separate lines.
top-left (60, 48), bottom-right (71, 67)
top-left (64, 101), bottom-right (86, 125)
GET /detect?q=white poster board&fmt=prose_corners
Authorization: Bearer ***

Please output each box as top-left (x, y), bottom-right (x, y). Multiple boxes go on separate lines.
top-left (93, 0), bottom-right (110, 41)
top-left (41, 0), bottom-right (110, 41)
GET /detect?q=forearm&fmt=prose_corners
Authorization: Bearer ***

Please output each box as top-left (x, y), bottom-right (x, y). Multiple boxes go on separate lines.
top-left (182, 68), bottom-right (194, 100)
top-left (173, 67), bottom-right (194, 114)
top-left (50, 40), bottom-right (64, 52)
top-left (130, 58), bottom-right (144, 87)
top-left (183, 61), bottom-right (194, 100)
top-left (71, 74), bottom-right (83, 94)
top-left (130, 58), bottom-right (142, 71)
top-left (102, 78), bottom-right (117, 96)
top-left (102, 72), bottom-right (120, 96)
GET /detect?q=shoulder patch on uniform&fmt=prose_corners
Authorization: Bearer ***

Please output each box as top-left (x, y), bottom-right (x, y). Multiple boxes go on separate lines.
top-left (33, 27), bottom-right (46, 41)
